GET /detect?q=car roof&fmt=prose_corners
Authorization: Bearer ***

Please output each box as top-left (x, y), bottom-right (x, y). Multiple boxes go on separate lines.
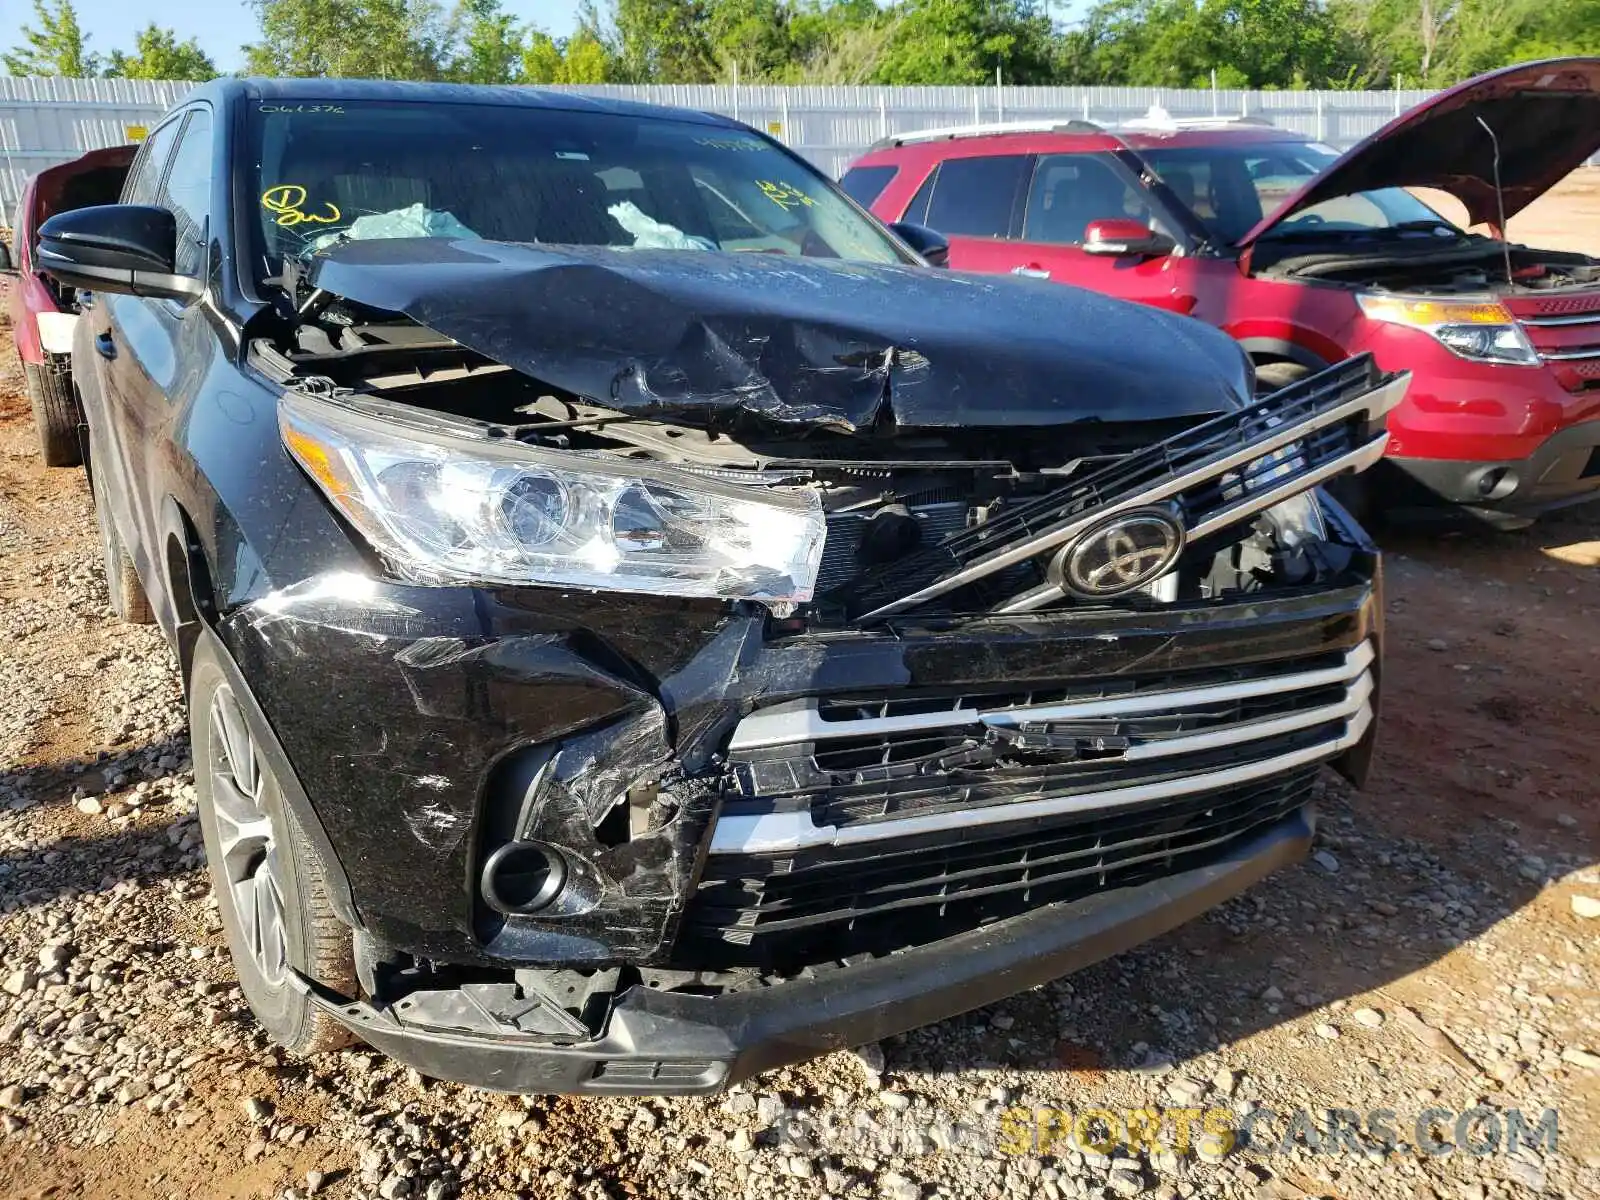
top-left (185, 77), bottom-right (737, 130)
top-left (855, 119), bottom-right (1311, 163)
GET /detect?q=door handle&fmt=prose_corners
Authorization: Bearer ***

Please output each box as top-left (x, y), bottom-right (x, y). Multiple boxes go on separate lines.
top-left (1012, 264), bottom-right (1051, 279)
top-left (94, 330), bottom-right (117, 360)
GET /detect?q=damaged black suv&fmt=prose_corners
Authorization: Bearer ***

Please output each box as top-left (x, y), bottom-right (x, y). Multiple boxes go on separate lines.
top-left (39, 79), bottom-right (1406, 1094)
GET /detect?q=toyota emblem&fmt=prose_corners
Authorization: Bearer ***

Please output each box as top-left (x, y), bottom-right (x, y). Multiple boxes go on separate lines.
top-left (1054, 507), bottom-right (1185, 597)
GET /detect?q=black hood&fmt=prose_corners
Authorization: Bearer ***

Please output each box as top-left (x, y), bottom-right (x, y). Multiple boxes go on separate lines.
top-left (307, 239), bottom-right (1251, 431)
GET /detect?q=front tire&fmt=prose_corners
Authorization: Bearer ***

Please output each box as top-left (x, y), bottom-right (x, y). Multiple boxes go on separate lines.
top-left (190, 643), bottom-right (356, 1056)
top-left (1252, 360), bottom-right (1312, 397)
top-left (24, 357), bottom-right (82, 467)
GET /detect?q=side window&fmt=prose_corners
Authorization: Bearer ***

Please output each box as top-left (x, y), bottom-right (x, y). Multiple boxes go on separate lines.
top-left (121, 120), bottom-right (181, 206)
top-left (156, 110), bottom-right (213, 278)
top-left (923, 155), bottom-right (1031, 239)
top-left (1023, 154), bottom-right (1152, 246)
top-left (838, 165), bottom-right (897, 209)
top-left (902, 169), bottom-right (937, 225)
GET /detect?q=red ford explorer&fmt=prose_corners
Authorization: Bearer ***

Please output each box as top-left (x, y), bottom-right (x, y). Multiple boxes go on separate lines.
top-left (3, 144), bottom-right (136, 466)
top-left (844, 58), bottom-right (1600, 526)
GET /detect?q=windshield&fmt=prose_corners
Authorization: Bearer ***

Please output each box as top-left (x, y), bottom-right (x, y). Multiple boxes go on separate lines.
top-left (247, 101), bottom-right (908, 279)
top-left (1138, 142), bottom-right (1457, 244)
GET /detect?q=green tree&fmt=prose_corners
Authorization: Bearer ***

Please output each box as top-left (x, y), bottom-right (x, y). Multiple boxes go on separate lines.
top-left (704, 0), bottom-right (795, 79)
top-left (563, 28), bottom-right (612, 80)
top-left (872, 0), bottom-right (1057, 85)
top-left (104, 25), bottom-right (217, 80)
top-left (594, 0), bottom-right (717, 81)
top-left (1071, 0), bottom-right (1355, 87)
top-left (244, 0), bottom-right (453, 78)
top-left (447, 0), bottom-right (525, 82)
top-left (523, 28), bottom-right (612, 82)
top-left (3, 0), bottom-right (99, 77)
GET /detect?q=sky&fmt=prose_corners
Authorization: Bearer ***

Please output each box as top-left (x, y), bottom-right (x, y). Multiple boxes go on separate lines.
top-left (57, 0), bottom-right (588, 73)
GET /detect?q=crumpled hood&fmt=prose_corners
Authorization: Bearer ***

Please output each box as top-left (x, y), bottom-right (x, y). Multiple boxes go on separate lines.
top-left (307, 238), bottom-right (1251, 430)
top-left (1238, 57), bottom-right (1600, 245)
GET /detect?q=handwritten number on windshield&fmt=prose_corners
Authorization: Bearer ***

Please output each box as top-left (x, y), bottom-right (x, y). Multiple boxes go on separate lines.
top-left (261, 185), bottom-right (342, 228)
top-left (756, 180), bottom-right (816, 211)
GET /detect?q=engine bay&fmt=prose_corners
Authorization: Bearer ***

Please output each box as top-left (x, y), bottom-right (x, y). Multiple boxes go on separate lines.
top-left (1253, 236), bottom-right (1600, 296)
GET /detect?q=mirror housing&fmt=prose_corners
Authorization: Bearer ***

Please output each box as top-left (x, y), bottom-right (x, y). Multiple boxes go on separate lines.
top-left (35, 204), bottom-right (201, 300)
top-left (889, 221), bottom-right (950, 268)
top-left (1082, 218), bottom-right (1175, 258)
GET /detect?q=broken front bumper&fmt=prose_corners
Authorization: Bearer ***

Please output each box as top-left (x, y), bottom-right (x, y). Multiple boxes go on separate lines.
top-left (295, 804), bottom-right (1315, 1095)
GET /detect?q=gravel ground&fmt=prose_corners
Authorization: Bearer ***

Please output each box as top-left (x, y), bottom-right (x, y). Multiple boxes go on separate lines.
top-left (1, 294), bottom-right (1598, 1200)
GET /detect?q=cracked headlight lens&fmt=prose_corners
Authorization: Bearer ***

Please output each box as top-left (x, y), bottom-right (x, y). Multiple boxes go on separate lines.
top-left (280, 393), bottom-right (826, 601)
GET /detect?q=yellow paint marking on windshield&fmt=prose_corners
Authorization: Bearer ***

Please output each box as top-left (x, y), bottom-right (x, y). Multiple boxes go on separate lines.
top-left (261, 185), bottom-right (342, 228)
top-left (756, 180), bottom-right (815, 211)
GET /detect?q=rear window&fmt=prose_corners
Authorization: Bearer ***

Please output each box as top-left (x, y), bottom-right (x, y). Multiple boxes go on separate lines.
top-left (838, 164), bottom-right (897, 208)
top-left (923, 155), bottom-right (1031, 239)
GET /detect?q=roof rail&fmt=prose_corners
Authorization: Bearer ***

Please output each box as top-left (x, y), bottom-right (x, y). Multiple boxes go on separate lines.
top-left (1118, 105), bottom-right (1278, 133)
top-left (871, 118), bottom-right (1107, 149)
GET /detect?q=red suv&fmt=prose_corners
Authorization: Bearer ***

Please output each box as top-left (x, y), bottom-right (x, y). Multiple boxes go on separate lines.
top-left (3, 144), bottom-right (136, 466)
top-left (844, 59), bottom-right (1600, 526)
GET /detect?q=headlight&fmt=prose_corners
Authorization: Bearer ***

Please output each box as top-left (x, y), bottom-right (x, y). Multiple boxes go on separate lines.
top-left (1230, 443), bottom-right (1328, 545)
top-left (279, 394), bottom-right (826, 601)
top-left (1356, 294), bottom-right (1539, 366)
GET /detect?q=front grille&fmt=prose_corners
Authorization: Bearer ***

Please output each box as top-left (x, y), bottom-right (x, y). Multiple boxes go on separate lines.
top-left (1513, 299), bottom-right (1600, 391)
top-left (851, 356), bottom-right (1405, 618)
top-left (682, 641), bottom-right (1374, 969)
top-left (679, 768), bottom-right (1319, 968)
top-left (1513, 294), bottom-right (1600, 318)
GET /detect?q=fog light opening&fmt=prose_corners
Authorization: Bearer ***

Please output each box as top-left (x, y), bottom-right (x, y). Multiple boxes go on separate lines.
top-left (482, 841), bottom-right (569, 915)
top-left (1471, 465), bottom-right (1519, 501)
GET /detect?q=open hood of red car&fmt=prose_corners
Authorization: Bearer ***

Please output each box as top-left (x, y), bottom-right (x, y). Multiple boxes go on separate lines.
top-left (1236, 58), bottom-right (1600, 247)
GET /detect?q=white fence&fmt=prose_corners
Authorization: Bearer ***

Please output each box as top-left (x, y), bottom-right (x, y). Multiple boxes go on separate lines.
top-left (1, 75), bottom-right (1590, 210)
top-left (0, 77), bottom-right (192, 213)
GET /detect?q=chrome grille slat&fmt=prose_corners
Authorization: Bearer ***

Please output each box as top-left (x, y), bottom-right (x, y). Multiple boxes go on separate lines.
top-left (1539, 345), bottom-right (1600, 362)
top-left (710, 703), bottom-right (1369, 854)
top-left (1521, 312), bottom-right (1600, 326)
top-left (728, 641), bottom-right (1373, 752)
top-left (855, 360), bottom-right (1408, 620)
top-left (711, 640), bottom-right (1375, 854)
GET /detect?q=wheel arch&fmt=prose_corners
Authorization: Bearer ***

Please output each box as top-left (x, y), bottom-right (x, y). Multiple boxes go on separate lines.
top-left (161, 496), bottom-right (361, 930)
top-left (1235, 337), bottom-right (1332, 373)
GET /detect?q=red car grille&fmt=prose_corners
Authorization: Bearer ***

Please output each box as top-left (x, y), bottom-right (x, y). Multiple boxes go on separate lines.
top-left (1511, 294), bottom-right (1600, 318)
top-left (1509, 293), bottom-right (1600, 391)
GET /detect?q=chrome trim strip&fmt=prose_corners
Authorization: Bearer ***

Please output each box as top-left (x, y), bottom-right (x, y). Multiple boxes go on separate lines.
top-left (710, 702), bottom-right (1373, 854)
top-left (1121, 670), bottom-right (1370, 761)
top-left (992, 433), bottom-right (1386, 616)
top-left (727, 641), bottom-right (1374, 751)
top-left (857, 374), bottom-right (1408, 621)
top-left (1185, 431), bottom-right (1390, 541)
top-left (1538, 346), bottom-right (1600, 362)
top-left (1520, 312), bottom-right (1600, 327)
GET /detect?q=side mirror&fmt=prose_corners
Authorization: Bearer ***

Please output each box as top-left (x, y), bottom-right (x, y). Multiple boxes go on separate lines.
top-left (1083, 218), bottom-right (1175, 258)
top-left (35, 204), bottom-right (201, 301)
top-left (889, 221), bottom-right (950, 268)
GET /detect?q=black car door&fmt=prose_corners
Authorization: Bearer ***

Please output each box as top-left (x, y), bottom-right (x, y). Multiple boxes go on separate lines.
top-left (94, 106), bottom-right (217, 607)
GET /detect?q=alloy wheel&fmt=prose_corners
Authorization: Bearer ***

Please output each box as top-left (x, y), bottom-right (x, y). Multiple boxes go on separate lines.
top-left (207, 685), bottom-right (289, 987)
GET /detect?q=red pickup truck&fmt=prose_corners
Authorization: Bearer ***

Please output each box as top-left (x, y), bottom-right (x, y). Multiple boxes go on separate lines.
top-left (844, 59), bottom-right (1600, 526)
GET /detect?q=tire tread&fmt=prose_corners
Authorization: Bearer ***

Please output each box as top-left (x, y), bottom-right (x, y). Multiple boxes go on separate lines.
top-left (25, 357), bottom-right (82, 467)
